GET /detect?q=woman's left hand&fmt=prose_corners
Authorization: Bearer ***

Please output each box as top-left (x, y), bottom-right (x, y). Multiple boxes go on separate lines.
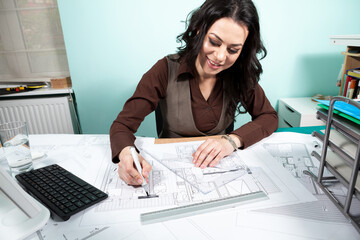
top-left (192, 135), bottom-right (240, 168)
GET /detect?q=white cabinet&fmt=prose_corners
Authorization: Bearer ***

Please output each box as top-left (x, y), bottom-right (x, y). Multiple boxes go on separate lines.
top-left (278, 97), bottom-right (325, 128)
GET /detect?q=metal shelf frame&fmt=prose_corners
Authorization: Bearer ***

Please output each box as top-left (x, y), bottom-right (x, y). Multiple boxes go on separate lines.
top-left (312, 96), bottom-right (360, 233)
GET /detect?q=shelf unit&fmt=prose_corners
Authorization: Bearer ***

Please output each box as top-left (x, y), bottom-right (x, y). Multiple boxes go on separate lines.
top-left (338, 47), bottom-right (360, 96)
top-left (311, 96), bottom-right (360, 233)
top-left (329, 35), bottom-right (360, 96)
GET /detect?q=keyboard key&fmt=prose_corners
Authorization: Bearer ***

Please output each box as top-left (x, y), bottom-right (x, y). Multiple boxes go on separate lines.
top-left (69, 205), bottom-right (77, 211)
top-left (67, 174), bottom-right (88, 186)
top-left (85, 193), bottom-right (97, 201)
top-left (81, 197), bottom-right (91, 205)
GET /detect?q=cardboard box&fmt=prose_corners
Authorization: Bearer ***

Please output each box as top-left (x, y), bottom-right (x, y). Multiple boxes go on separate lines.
top-left (50, 77), bottom-right (72, 89)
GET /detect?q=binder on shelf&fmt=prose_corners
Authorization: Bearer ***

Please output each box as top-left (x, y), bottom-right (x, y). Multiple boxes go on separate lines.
top-left (347, 68), bottom-right (360, 79)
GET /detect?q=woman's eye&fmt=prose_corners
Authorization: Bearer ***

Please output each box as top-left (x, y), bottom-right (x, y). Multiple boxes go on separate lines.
top-left (209, 38), bottom-right (220, 46)
top-left (228, 49), bottom-right (239, 54)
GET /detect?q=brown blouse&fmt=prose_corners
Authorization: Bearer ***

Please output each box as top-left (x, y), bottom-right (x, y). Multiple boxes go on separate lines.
top-left (110, 56), bottom-right (278, 163)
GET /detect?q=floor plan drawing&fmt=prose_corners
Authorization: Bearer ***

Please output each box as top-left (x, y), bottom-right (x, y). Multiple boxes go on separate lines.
top-left (79, 159), bottom-right (261, 226)
top-left (139, 140), bottom-right (252, 193)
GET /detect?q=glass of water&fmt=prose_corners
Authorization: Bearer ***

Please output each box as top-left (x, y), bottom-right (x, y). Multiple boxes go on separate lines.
top-left (0, 121), bottom-right (33, 176)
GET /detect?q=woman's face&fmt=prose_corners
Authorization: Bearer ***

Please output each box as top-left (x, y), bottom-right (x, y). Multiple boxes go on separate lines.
top-left (195, 17), bottom-right (249, 80)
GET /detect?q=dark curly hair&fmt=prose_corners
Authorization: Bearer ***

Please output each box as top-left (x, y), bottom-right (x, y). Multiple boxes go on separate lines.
top-left (177, 0), bottom-right (267, 116)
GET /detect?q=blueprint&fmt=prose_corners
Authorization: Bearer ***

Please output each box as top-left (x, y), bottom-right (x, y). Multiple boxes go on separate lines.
top-left (17, 133), bottom-right (360, 240)
top-left (138, 140), bottom-right (250, 193)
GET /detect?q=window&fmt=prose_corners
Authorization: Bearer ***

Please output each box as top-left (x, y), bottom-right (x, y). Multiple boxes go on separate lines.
top-left (0, 0), bottom-right (69, 82)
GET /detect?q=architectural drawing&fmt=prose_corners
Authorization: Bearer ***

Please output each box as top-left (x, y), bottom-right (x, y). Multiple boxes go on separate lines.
top-left (79, 159), bottom-right (260, 226)
top-left (77, 137), bottom-right (316, 229)
top-left (138, 140), bottom-right (251, 193)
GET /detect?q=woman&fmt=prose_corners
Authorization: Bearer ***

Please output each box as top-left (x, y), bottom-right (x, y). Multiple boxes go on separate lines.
top-left (110, 0), bottom-right (278, 186)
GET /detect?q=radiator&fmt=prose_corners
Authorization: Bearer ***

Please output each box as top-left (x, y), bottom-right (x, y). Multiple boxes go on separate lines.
top-left (0, 96), bottom-right (80, 134)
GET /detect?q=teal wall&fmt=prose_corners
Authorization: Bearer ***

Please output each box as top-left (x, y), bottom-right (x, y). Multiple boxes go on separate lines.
top-left (57, 0), bottom-right (360, 135)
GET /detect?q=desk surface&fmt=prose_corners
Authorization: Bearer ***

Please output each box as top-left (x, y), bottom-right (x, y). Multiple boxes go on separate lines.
top-left (0, 132), bottom-right (358, 240)
top-left (155, 126), bottom-right (326, 144)
top-left (277, 125), bottom-right (326, 134)
top-left (154, 135), bottom-right (221, 144)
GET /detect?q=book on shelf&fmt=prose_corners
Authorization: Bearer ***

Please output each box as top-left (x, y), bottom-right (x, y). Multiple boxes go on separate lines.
top-left (342, 68), bottom-right (360, 99)
top-left (355, 80), bottom-right (360, 100)
top-left (346, 79), bottom-right (357, 99)
top-left (342, 75), bottom-right (353, 97)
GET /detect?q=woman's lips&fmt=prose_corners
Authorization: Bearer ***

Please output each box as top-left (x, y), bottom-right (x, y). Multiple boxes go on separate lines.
top-left (207, 58), bottom-right (222, 70)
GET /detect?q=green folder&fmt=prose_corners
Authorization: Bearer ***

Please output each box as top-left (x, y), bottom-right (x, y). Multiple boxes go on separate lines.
top-left (318, 104), bottom-right (360, 124)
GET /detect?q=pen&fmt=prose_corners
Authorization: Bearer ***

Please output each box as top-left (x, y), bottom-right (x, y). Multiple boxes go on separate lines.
top-left (130, 146), bottom-right (150, 196)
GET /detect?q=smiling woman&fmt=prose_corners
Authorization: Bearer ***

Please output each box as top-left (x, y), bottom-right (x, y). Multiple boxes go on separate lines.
top-left (109, 0), bottom-right (278, 186)
top-left (195, 17), bottom-right (248, 89)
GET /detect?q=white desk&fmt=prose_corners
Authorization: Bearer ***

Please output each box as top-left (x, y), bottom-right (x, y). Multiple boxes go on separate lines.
top-left (1, 133), bottom-right (359, 240)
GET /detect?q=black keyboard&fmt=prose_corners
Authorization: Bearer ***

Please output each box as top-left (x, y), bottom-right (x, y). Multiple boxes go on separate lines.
top-left (16, 164), bottom-right (108, 221)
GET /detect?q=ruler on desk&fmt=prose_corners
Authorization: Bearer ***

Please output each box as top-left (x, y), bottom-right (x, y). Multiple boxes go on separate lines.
top-left (140, 191), bottom-right (268, 225)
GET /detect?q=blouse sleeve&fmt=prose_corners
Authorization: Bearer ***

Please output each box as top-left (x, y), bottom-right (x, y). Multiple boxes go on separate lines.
top-left (231, 83), bottom-right (278, 149)
top-left (109, 57), bottom-right (168, 163)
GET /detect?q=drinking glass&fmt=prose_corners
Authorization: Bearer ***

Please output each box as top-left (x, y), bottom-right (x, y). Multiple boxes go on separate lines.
top-left (0, 121), bottom-right (33, 176)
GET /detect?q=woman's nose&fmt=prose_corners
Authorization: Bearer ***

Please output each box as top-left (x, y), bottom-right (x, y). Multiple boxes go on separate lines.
top-left (214, 46), bottom-right (226, 63)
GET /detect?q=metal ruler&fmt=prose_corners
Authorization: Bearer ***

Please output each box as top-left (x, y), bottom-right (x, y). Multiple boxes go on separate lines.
top-left (141, 191), bottom-right (268, 224)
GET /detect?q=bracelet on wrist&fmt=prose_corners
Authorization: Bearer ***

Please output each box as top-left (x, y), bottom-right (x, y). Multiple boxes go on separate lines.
top-left (221, 134), bottom-right (238, 151)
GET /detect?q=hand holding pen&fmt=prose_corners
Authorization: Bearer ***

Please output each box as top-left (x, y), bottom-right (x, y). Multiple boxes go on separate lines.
top-left (130, 146), bottom-right (150, 195)
top-left (116, 146), bottom-right (152, 188)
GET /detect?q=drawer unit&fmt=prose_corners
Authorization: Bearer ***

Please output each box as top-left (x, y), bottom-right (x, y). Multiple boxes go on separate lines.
top-left (278, 97), bottom-right (325, 128)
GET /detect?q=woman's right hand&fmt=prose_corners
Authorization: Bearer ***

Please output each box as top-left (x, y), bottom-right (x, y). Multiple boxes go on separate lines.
top-left (117, 146), bottom-right (152, 185)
